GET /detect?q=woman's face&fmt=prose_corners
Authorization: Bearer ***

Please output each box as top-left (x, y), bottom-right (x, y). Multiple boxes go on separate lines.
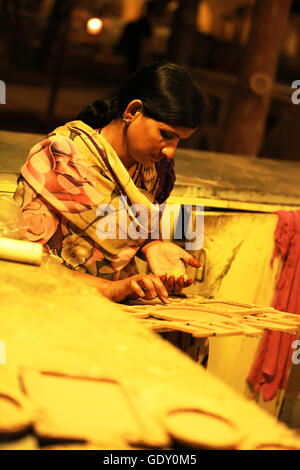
top-left (124, 113), bottom-right (196, 169)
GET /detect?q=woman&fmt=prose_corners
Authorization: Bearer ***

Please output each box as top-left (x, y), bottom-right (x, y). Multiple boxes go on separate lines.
top-left (14, 62), bottom-right (206, 303)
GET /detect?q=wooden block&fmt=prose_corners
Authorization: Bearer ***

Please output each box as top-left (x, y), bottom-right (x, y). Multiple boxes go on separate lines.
top-left (0, 391), bottom-right (33, 435)
top-left (164, 409), bottom-right (243, 450)
top-left (20, 369), bottom-right (169, 448)
top-left (0, 434), bottom-right (39, 450)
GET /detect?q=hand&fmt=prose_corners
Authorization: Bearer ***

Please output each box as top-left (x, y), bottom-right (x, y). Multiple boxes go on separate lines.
top-left (141, 241), bottom-right (200, 293)
top-left (72, 270), bottom-right (169, 304)
top-left (108, 274), bottom-right (170, 304)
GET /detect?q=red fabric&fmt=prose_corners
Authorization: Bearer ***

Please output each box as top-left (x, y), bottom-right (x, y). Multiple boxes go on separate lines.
top-left (247, 210), bottom-right (300, 401)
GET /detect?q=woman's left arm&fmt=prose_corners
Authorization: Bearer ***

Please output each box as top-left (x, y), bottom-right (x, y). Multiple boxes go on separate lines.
top-left (140, 240), bottom-right (200, 293)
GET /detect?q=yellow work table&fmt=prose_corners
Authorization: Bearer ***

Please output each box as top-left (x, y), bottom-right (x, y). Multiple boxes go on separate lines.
top-left (0, 254), bottom-right (300, 450)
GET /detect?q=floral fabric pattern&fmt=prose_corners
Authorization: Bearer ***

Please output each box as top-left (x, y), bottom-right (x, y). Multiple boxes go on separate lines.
top-left (15, 121), bottom-right (161, 280)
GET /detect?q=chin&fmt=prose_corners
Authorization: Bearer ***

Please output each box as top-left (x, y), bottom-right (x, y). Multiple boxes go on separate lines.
top-left (141, 159), bottom-right (155, 169)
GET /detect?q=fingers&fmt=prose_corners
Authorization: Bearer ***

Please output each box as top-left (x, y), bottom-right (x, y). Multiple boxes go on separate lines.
top-left (177, 247), bottom-right (200, 268)
top-left (130, 280), bottom-right (146, 298)
top-left (138, 275), bottom-right (157, 298)
top-left (130, 272), bottom-right (193, 303)
top-left (183, 255), bottom-right (200, 268)
top-left (128, 272), bottom-right (193, 303)
top-left (163, 275), bottom-right (194, 294)
top-left (165, 275), bottom-right (175, 292)
top-left (151, 277), bottom-right (170, 304)
top-left (161, 274), bottom-right (173, 292)
top-left (135, 275), bottom-right (169, 304)
top-left (173, 276), bottom-right (193, 293)
top-left (173, 275), bottom-right (185, 293)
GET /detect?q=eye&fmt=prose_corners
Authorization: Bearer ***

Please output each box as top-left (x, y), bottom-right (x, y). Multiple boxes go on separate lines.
top-left (160, 129), bottom-right (174, 140)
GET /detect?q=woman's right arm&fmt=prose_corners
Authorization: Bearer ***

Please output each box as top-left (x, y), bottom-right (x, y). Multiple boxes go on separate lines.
top-left (73, 270), bottom-right (169, 304)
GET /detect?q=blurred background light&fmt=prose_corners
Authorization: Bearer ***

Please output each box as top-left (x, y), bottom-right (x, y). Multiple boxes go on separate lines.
top-left (86, 17), bottom-right (103, 35)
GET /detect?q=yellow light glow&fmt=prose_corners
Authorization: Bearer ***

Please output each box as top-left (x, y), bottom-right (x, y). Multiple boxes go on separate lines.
top-left (197, 1), bottom-right (212, 34)
top-left (86, 17), bottom-right (103, 35)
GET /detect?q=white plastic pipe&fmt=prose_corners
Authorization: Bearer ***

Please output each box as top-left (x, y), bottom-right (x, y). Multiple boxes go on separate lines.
top-left (0, 238), bottom-right (42, 266)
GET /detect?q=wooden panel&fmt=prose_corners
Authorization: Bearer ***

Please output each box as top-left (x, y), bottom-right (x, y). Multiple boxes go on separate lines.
top-left (121, 295), bottom-right (300, 338)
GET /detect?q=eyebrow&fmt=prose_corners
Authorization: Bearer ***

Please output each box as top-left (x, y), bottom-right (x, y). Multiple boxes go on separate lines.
top-left (160, 127), bottom-right (180, 139)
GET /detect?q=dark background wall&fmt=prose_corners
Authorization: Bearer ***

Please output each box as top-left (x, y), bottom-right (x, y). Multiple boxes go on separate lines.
top-left (0, 0), bottom-right (300, 161)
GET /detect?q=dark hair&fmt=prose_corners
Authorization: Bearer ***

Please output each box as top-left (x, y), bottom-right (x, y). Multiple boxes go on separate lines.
top-left (77, 62), bottom-right (206, 129)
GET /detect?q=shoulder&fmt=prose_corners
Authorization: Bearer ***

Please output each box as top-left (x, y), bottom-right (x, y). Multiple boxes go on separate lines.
top-left (29, 120), bottom-right (101, 156)
top-left (27, 134), bottom-right (79, 162)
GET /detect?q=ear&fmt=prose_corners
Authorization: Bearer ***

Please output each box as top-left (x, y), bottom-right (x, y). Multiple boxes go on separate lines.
top-left (123, 100), bottom-right (143, 121)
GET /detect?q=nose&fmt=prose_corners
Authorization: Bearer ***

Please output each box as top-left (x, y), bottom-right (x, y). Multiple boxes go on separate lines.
top-left (160, 144), bottom-right (177, 160)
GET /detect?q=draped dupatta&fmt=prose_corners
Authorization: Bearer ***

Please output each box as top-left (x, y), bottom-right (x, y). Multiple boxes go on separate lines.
top-left (15, 121), bottom-right (163, 280)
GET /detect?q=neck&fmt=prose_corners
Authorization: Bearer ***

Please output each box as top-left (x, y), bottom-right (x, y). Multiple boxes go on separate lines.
top-left (100, 120), bottom-right (135, 170)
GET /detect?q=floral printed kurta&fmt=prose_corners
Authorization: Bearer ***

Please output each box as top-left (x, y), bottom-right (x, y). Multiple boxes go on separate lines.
top-left (14, 121), bottom-right (162, 280)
